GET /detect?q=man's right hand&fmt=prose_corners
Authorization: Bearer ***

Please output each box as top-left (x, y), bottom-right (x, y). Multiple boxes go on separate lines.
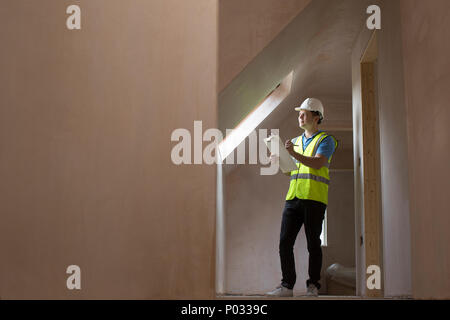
top-left (285, 140), bottom-right (295, 155)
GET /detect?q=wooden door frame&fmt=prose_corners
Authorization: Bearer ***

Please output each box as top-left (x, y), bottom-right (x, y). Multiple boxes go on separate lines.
top-left (359, 31), bottom-right (384, 298)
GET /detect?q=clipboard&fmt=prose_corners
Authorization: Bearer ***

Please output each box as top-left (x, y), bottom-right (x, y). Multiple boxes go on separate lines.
top-left (264, 135), bottom-right (298, 173)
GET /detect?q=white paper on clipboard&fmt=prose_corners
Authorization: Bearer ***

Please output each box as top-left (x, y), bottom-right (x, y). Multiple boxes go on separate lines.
top-left (264, 135), bottom-right (298, 173)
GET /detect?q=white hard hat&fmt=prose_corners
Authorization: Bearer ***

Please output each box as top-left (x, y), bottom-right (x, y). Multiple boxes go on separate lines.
top-left (295, 98), bottom-right (324, 120)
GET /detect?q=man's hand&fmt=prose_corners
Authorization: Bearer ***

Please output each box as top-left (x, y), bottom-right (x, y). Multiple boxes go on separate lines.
top-left (285, 140), bottom-right (295, 155)
top-left (284, 139), bottom-right (328, 170)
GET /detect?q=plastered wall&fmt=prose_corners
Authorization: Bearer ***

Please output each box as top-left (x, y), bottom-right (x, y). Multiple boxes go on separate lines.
top-left (0, 0), bottom-right (217, 299)
top-left (219, 0), bottom-right (311, 91)
top-left (377, 0), bottom-right (412, 297)
top-left (400, 0), bottom-right (450, 299)
top-left (352, 0), bottom-right (450, 299)
top-left (351, 0), bottom-right (414, 298)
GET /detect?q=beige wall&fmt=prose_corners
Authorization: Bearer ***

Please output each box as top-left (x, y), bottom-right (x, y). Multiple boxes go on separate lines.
top-left (352, 0), bottom-right (450, 299)
top-left (321, 171), bottom-right (356, 294)
top-left (400, 0), bottom-right (450, 299)
top-left (219, 0), bottom-right (311, 91)
top-left (351, 23), bottom-right (373, 298)
top-left (225, 162), bottom-right (294, 295)
top-left (323, 171), bottom-right (356, 266)
top-left (352, 0), bottom-right (413, 298)
top-left (351, 8), bottom-right (412, 298)
top-left (377, 0), bottom-right (412, 297)
top-left (0, 0), bottom-right (217, 299)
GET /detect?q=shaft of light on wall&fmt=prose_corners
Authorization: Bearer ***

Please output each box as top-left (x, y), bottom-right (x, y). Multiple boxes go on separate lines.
top-left (217, 71), bottom-right (293, 162)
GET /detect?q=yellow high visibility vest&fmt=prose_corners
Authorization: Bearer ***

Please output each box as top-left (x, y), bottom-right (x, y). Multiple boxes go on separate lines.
top-left (285, 131), bottom-right (337, 205)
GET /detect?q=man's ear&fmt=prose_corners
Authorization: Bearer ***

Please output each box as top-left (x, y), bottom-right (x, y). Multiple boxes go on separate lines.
top-left (314, 115), bottom-right (320, 125)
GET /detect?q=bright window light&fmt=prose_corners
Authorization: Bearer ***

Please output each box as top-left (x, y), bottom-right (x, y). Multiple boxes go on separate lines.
top-left (321, 209), bottom-right (328, 247)
top-left (218, 72), bottom-right (293, 162)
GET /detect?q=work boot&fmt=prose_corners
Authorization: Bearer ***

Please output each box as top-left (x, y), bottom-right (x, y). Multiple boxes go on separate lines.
top-left (306, 284), bottom-right (319, 297)
top-left (266, 285), bottom-right (293, 297)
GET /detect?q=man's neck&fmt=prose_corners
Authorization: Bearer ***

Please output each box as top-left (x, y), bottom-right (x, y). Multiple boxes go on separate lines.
top-left (304, 127), bottom-right (319, 138)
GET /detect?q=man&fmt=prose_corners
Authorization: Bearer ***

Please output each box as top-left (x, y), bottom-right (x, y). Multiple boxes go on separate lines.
top-left (266, 98), bottom-right (337, 297)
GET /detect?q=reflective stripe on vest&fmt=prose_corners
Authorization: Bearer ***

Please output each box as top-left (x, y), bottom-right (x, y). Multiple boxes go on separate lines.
top-left (290, 173), bottom-right (330, 185)
top-left (285, 131), bottom-right (337, 205)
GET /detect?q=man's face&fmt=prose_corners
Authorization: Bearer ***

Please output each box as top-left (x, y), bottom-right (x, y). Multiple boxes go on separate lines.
top-left (298, 110), bottom-right (317, 129)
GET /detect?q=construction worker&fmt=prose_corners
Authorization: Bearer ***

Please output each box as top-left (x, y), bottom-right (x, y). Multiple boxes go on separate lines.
top-left (267, 98), bottom-right (337, 297)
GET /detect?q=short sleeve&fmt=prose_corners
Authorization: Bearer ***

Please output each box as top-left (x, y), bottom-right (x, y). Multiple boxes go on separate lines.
top-left (291, 137), bottom-right (299, 144)
top-left (316, 136), bottom-right (336, 161)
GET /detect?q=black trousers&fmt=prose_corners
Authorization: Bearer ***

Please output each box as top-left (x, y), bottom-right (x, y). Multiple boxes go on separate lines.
top-left (279, 198), bottom-right (326, 290)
